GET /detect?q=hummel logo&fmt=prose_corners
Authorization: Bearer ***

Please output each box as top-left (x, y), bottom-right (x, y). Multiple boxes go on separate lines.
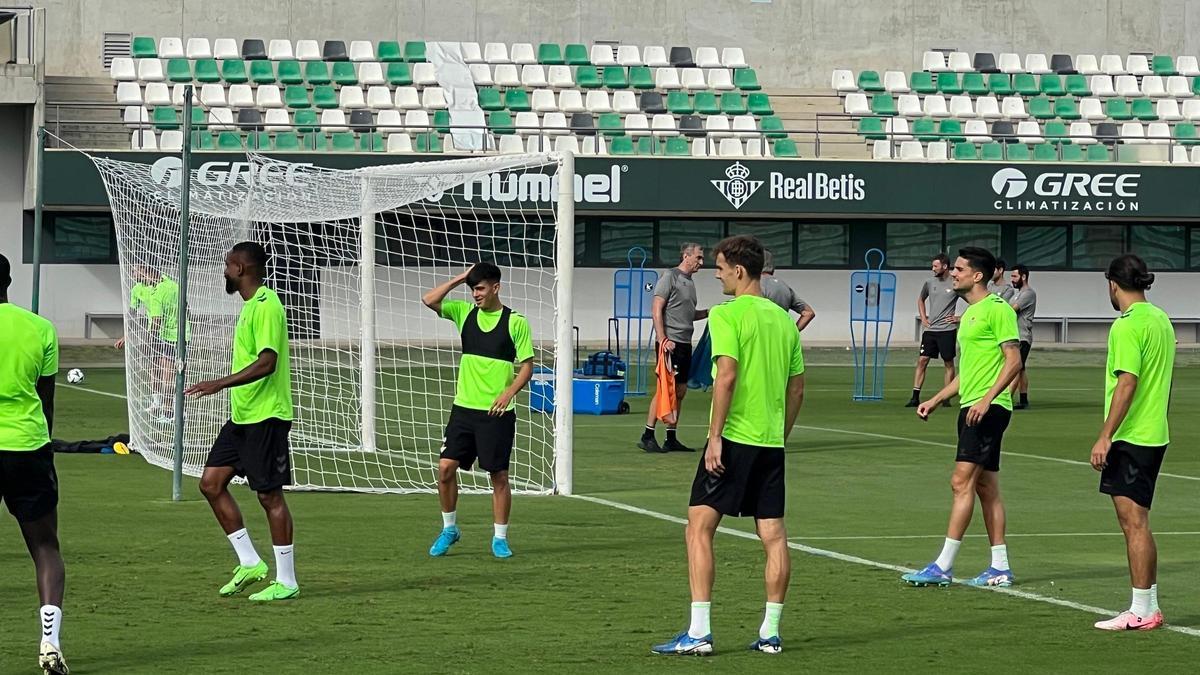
top-left (1124, 462), bottom-right (1140, 485)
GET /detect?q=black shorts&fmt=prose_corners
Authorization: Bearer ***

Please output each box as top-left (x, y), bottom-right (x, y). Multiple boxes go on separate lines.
top-left (0, 445), bottom-right (58, 522)
top-left (657, 340), bottom-right (693, 386)
top-left (920, 330), bottom-right (957, 361)
top-left (441, 405), bottom-right (516, 473)
top-left (1018, 341), bottom-right (1032, 370)
top-left (149, 338), bottom-right (177, 360)
top-left (1100, 441), bottom-right (1168, 509)
top-left (205, 418), bottom-right (293, 492)
top-left (956, 405), bottom-right (1011, 472)
top-left (689, 437), bottom-right (785, 519)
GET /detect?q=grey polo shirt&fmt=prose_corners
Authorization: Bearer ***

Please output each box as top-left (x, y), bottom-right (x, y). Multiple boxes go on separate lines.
top-left (920, 275), bottom-right (959, 332)
top-left (653, 267), bottom-right (699, 343)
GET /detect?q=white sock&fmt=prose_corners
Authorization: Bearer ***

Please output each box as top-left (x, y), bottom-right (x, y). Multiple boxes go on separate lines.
top-left (494, 523), bottom-right (509, 540)
top-left (39, 605), bottom-right (62, 649)
top-left (934, 537), bottom-right (961, 571)
top-left (273, 545), bottom-right (297, 588)
top-left (688, 602), bottom-right (711, 638)
top-left (1150, 584), bottom-right (1160, 613)
top-left (760, 602), bottom-right (783, 639)
top-left (227, 528), bottom-right (262, 567)
top-left (442, 511), bottom-right (457, 529)
top-left (1130, 587), bottom-right (1152, 617)
top-left (990, 544), bottom-right (1010, 571)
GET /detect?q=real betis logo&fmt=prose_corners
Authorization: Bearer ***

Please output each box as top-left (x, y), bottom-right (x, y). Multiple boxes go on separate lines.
top-left (711, 162), bottom-right (762, 210)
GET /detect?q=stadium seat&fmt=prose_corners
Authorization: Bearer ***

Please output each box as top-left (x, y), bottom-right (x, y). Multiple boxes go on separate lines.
top-left (585, 90), bottom-right (612, 113)
top-left (1028, 96), bottom-right (1054, 119)
top-left (1175, 121), bottom-right (1200, 145)
top-left (489, 64), bottom-right (516, 87)
top-left (496, 134), bottom-right (524, 154)
top-left (721, 47), bottom-right (747, 69)
top-left (1029, 142), bottom-right (1055, 160)
top-left (596, 112), bottom-right (622, 136)
top-left (1088, 75), bottom-right (1115, 97)
top-left (151, 107), bottom-right (178, 130)
top-left (898, 140), bottom-right (923, 160)
top-left (858, 116), bottom-right (885, 140)
top-left (963, 72), bottom-right (988, 96)
top-left (1050, 54), bottom-right (1075, 74)
top-left (1068, 121), bottom-right (1095, 144)
top-left (540, 111), bottom-right (567, 135)
top-left (922, 51), bottom-right (947, 72)
top-left (926, 141), bottom-right (949, 160)
top-left (1099, 54), bottom-right (1124, 75)
top-left (1168, 144), bottom-right (1190, 163)
top-left (1184, 99), bottom-right (1200, 120)
top-left (269, 131), bottom-right (301, 151)
top-left (1078, 97), bottom-right (1104, 120)
top-left (283, 85), bottom-right (310, 109)
top-left (679, 68), bottom-right (706, 91)
top-left (548, 65), bottom-right (574, 88)
top-left (654, 67), bottom-right (681, 90)
top-left (1025, 53), bottom-right (1050, 74)
top-left (1146, 121), bottom-right (1171, 144)
top-left (1157, 99), bottom-right (1182, 121)
top-left (275, 60), bottom-right (302, 84)
top-left (998, 53), bottom-right (1022, 74)
top-left (590, 45), bottom-right (615, 66)
top-left (1166, 75), bottom-right (1191, 98)
top-left (747, 93), bottom-right (772, 116)
top-left (947, 52), bottom-right (971, 72)
top-left (605, 136), bottom-right (633, 155)
top-left (184, 37), bottom-right (211, 60)
top-left (339, 86), bottom-right (366, 109)
top-left (730, 114), bottom-right (758, 137)
top-left (228, 84), bottom-right (254, 108)
top-left (1044, 120), bottom-right (1069, 144)
top-left (325, 131), bottom-right (354, 151)
top-left (1060, 144), bottom-right (1085, 161)
top-left (574, 65), bottom-right (601, 89)
top-left (723, 92), bottom-right (749, 115)
top-left (293, 109), bottom-right (318, 132)
top-left (352, 63), bottom-right (383, 87)
top-left (556, 43), bottom-right (584, 66)
top-left (705, 114), bottom-right (732, 138)
top-left (896, 94), bottom-right (922, 117)
top-left (1054, 98), bottom-right (1081, 120)
top-left (536, 43), bottom-right (564, 65)
top-left (531, 89), bottom-right (557, 113)
top-left (718, 138), bottom-right (744, 157)
top-left (313, 86), bottom-right (338, 109)
top-left (405, 41), bottom-right (427, 62)
top-left (381, 63), bottom-right (409, 86)
top-left (949, 95), bottom-right (975, 118)
top-left (640, 91), bottom-right (666, 114)
top-left (1016, 121), bottom-right (1042, 144)
top-left (304, 61), bottom-right (330, 85)
top-left (1126, 55), bottom-right (1152, 76)
top-left (332, 62), bottom-right (358, 85)
top-left (990, 120), bottom-right (1015, 142)
top-left (670, 46), bottom-right (695, 68)
top-left (613, 90), bottom-right (639, 114)
top-left (237, 108), bottom-right (264, 131)
top-left (130, 129), bottom-right (157, 150)
top-left (909, 71), bottom-right (936, 94)
top-left (514, 111), bottom-right (539, 136)
top-left (391, 86), bottom-right (419, 110)
top-left (1013, 73), bottom-right (1038, 96)
top-left (1104, 97), bottom-right (1132, 120)
top-left (630, 66), bottom-right (655, 89)
top-left (244, 60), bottom-right (275, 85)
top-left (651, 114), bottom-right (678, 136)
top-left (912, 118), bottom-right (937, 142)
top-left (952, 142), bottom-right (978, 160)
top-left (558, 89), bottom-right (585, 113)
top-left (154, 37), bottom-right (183, 60)
top-left (188, 130), bottom-right (215, 150)
top-left (137, 58), bottom-right (164, 82)
top-left (1120, 122), bottom-right (1145, 143)
top-left (242, 39), bottom-right (267, 61)
top-left (761, 115), bottom-right (787, 139)
top-left (199, 83), bottom-right (225, 108)
top-left (131, 36), bottom-right (156, 58)
top-left (208, 107), bottom-right (235, 131)
top-left (694, 91), bottom-right (720, 115)
top-left (831, 69), bottom-right (855, 92)
top-left (262, 108), bottom-right (289, 132)
top-left (987, 73), bottom-right (1013, 96)
top-left (976, 96), bottom-right (1001, 119)
top-left (1039, 74), bottom-right (1065, 96)
top-left (1001, 96), bottom-right (1029, 119)
top-left (616, 45), bottom-right (642, 67)
top-left (1150, 54), bottom-right (1176, 76)
top-left (922, 94), bottom-right (948, 118)
top-left (938, 119), bottom-right (965, 143)
top-left (570, 112), bottom-right (596, 136)
top-left (110, 57), bottom-right (137, 81)
top-left (375, 109), bottom-right (403, 133)
top-left (358, 131), bottom-right (385, 152)
top-left (937, 72), bottom-right (962, 95)
top-left (1131, 98), bottom-right (1157, 120)
top-left (222, 59), bottom-right (248, 84)
top-left (1141, 75), bottom-right (1167, 97)
top-left (214, 39), bottom-right (239, 61)
top-left (687, 137), bottom-right (708, 156)
top-left (469, 63), bottom-right (494, 86)
top-left (412, 63), bottom-right (438, 86)
top-left (695, 47), bottom-right (721, 69)
top-left (855, 70), bottom-right (883, 92)
top-left (1192, 146), bottom-right (1200, 163)
top-left (677, 114), bottom-right (703, 137)
top-left (1178, 56), bottom-right (1200, 76)
top-left (882, 71), bottom-right (909, 93)
top-left (1086, 144), bottom-right (1109, 161)
top-left (116, 81), bottom-right (142, 106)
top-left (522, 65), bottom-right (549, 88)
top-left (602, 66), bottom-right (629, 89)
top-left (144, 82), bottom-right (170, 106)
top-left (511, 43), bottom-right (536, 65)
top-left (1075, 54), bottom-right (1100, 75)
top-left (662, 135), bottom-right (689, 156)
top-left (964, 119), bottom-right (989, 143)
top-left (734, 68), bottom-right (761, 90)
top-left (266, 39), bottom-right (293, 61)
top-left (708, 68), bottom-right (734, 90)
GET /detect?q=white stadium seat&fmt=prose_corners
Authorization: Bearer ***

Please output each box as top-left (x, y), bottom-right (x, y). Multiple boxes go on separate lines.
top-left (213, 38), bottom-right (239, 60)
top-left (644, 45), bottom-right (670, 67)
top-left (831, 69), bottom-right (855, 92)
top-left (461, 42), bottom-right (483, 63)
top-left (115, 82), bottom-right (142, 105)
top-left (511, 43), bottom-right (536, 65)
top-left (616, 45), bottom-right (642, 67)
top-left (721, 47), bottom-right (747, 69)
top-left (110, 57), bottom-right (136, 81)
top-left (186, 38), bottom-right (212, 60)
top-left (295, 40), bottom-right (321, 61)
top-left (268, 39), bottom-right (293, 61)
top-left (256, 84), bottom-right (283, 108)
top-left (143, 82), bottom-right (171, 107)
top-left (158, 37), bottom-right (184, 59)
top-left (349, 40), bottom-right (373, 62)
top-left (558, 90), bottom-right (585, 113)
top-left (695, 47), bottom-right (721, 68)
top-left (483, 42), bottom-right (510, 63)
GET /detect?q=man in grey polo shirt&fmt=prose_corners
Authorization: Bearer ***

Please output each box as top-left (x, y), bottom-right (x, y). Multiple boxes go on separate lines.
top-left (989, 258), bottom-right (1016, 302)
top-left (1009, 264), bottom-right (1037, 409)
top-left (906, 253), bottom-right (961, 408)
top-left (640, 243), bottom-right (708, 454)
top-left (760, 250), bottom-right (816, 332)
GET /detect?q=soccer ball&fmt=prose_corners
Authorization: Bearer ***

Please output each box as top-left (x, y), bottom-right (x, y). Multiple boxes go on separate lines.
top-left (66, 368), bottom-right (85, 384)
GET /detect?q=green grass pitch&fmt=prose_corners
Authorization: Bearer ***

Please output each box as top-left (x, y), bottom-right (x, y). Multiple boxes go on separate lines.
top-left (3, 348), bottom-right (1200, 672)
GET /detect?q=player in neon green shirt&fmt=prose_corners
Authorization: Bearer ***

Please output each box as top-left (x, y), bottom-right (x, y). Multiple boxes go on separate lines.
top-left (422, 262), bottom-right (534, 560)
top-left (652, 235), bottom-right (804, 656)
top-left (186, 242), bottom-right (299, 602)
top-left (904, 247), bottom-right (1022, 589)
top-left (0, 253), bottom-right (69, 674)
top-left (1090, 254), bottom-right (1175, 632)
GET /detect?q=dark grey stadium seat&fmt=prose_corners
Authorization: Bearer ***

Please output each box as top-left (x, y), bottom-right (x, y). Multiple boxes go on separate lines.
top-left (570, 112), bottom-right (595, 136)
top-left (639, 91), bottom-right (666, 114)
top-left (679, 114), bottom-right (703, 137)
top-left (669, 46), bottom-right (695, 68)
top-left (241, 39), bottom-right (267, 60)
top-left (237, 108), bottom-right (263, 130)
top-left (349, 110), bottom-right (374, 132)
top-left (323, 40), bottom-right (349, 61)
top-left (1051, 54), bottom-right (1075, 74)
top-left (1095, 122), bottom-right (1119, 145)
top-left (973, 52), bottom-right (998, 73)
top-left (991, 120), bottom-right (1015, 141)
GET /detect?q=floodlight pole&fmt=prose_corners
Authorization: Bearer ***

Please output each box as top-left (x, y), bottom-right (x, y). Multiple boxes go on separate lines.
top-left (31, 126), bottom-right (45, 313)
top-left (172, 85), bottom-right (194, 502)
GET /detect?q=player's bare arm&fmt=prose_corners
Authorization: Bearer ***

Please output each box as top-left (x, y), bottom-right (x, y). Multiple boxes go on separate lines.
top-left (186, 349), bottom-right (278, 397)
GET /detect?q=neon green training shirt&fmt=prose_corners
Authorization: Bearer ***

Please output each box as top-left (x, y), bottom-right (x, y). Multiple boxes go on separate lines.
top-left (229, 286), bottom-right (294, 424)
top-left (708, 293), bottom-right (805, 448)
top-left (957, 294), bottom-right (1019, 410)
top-left (147, 274), bottom-right (191, 342)
top-left (130, 281), bottom-right (153, 312)
top-left (1105, 302), bottom-right (1175, 447)
top-left (441, 299), bottom-right (534, 411)
top-left (0, 303), bottom-right (59, 451)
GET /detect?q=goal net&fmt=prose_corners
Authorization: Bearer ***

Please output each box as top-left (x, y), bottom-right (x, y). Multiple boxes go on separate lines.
top-left (90, 151), bottom-right (575, 495)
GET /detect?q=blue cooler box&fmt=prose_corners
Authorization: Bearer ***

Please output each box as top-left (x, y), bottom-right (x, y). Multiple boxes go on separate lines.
top-left (528, 373), bottom-right (626, 415)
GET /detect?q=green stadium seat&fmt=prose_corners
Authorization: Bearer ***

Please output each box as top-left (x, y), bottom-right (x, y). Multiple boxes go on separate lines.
top-left (273, 132), bottom-right (301, 151)
top-left (538, 43), bottom-right (564, 65)
top-left (981, 142), bottom-right (1004, 161)
top-left (1174, 122), bottom-right (1199, 145)
top-left (1054, 97), bottom-right (1081, 120)
top-left (1029, 96), bottom-right (1054, 120)
top-left (1034, 143), bottom-right (1058, 161)
top-left (277, 60), bottom-right (303, 85)
top-left (191, 130), bottom-right (215, 150)
top-left (1152, 55), bottom-right (1176, 76)
top-left (667, 91), bottom-right (694, 114)
top-left (1044, 121), bottom-right (1070, 144)
top-left (598, 112), bottom-right (624, 136)
top-left (909, 71), bottom-right (936, 94)
top-left (332, 62), bottom-right (358, 85)
top-left (760, 115), bottom-right (786, 139)
top-left (222, 59), bottom-right (248, 84)
top-left (564, 43), bottom-right (589, 65)
top-left (913, 118), bottom-right (937, 142)
top-left (433, 109), bottom-right (450, 134)
top-left (300, 131), bottom-right (323, 150)
top-left (217, 131), bottom-right (244, 150)
top-left (963, 72), bottom-right (988, 95)
top-left (609, 137), bottom-right (635, 155)
top-left (250, 61), bottom-right (276, 85)
top-left (630, 66), bottom-right (655, 89)
top-left (1105, 98), bottom-right (1132, 121)
top-left (1193, 77), bottom-right (1200, 97)
top-left (1060, 144), bottom-right (1085, 161)
top-left (194, 59), bottom-right (220, 83)
top-left (404, 41), bottom-right (426, 62)
top-left (313, 85), bottom-right (338, 109)
top-left (359, 132), bottom-right (385, 152)
top-left (602, 66), bottom-right (629, 88)
top-left (166, 59), bottom-right (192, 83)
top-left (305, 61), bottom-right (330, 85)
top-left (858, 116), bottom-right (886, 140)
top-left (938, 119), bottom-right (965, 143)
top-left (285, 85), bottom-right (311, 109)
top-left (747, 93), bottom-right (773, 116)
top-left (377, 41), bottom-right (402, 62)
top-left (953, 142), bottom-right (979, 160)
top-left (1013, 73), bottom-right (1039, 96)
top-left (386, 62), bottom-right (412, 86)
top-left (937, 72), bottom-right (962, 95)
top-left (152, 107), bottom-right (179, 130)
top-left (772, 139), bottom-right (799, 157)
top-left (987, 73), bottom-right (1013, 96)
top-left (576, 66), bottom-right (601, 88)
top-left (870, 93), bottom-right (897, 116)
top-left (1006, 144), bottom-right (1031, 161)
top-left (478, 87), bottom-right (504, 111)
top-left (857, 70), bottom-right (884, 92)
top-left (248, 131), bottom-right (271, 150)
top-left (328, 131), bottom-right (357, 152)
top-left (1131, 98), bottom-right (1157, 121)
top-left (733, 68), bottom-right (761, 90)
top-left (1066, 74), bottom-right (1090, 96)
top-left (488, 110), bottom-right (515, 134)
top-left (1086, 144), bottom-right (1110, 161)
top-left (293, 109), bottom-right (319, 132)
top-left (1039, 74), bottom-right (1065, 96)
top-left (721, 92), bottom-right (748, 115)
top-left (636, 136), bottom-right (660, 155)
top-left (190, 106), bottom-right (206, 129)
top-left (664, 136), bottom-right (690, 156)
top-left (694, 91), bottom-right (720, 115)
top-left (504, 89), bottom-right (531, 112)
top-left (132, 36), bottom-right (157, 58)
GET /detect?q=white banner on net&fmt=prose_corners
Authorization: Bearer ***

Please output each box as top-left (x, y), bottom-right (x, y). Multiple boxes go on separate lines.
top-left (90, 151), bottom-right (572, 494)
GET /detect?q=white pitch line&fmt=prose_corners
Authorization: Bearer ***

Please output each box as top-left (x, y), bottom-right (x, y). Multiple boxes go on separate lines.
top-left (790, 531), bottom-right (1200, 541)
top-left (60, 384), bottom-right (128, 400)
top-left (570, 493), bottom-right (1200, 638)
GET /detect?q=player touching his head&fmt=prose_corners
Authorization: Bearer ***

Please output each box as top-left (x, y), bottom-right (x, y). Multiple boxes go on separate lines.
top-left (903, 247), bottom-right (1022, 588)
top-left (1090, 254), bottom-right (1174, 632)
top-left (423, 262), bottom-right (535, 559)
top-left (186, 241), bottom-right (299, 601)
top-left (652, 235), bottom-right (804, 656)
